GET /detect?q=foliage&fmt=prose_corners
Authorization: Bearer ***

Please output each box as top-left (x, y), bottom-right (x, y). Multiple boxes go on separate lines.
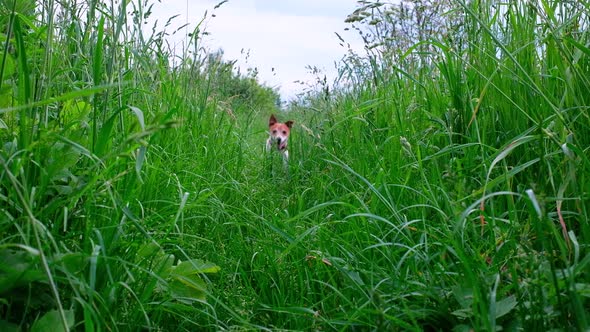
top-left (1, 0), bottom-right (589, 330)
top-left (0, 0), bottom-right (246, 330)
top-left (205, 50), bottom-right (281, 111)
top-left (287, 0), bottom-right (590, 330)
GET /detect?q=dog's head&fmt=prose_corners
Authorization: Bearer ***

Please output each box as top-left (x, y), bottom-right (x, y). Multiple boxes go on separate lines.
top-left (269, 114), bottom-right (293, 151)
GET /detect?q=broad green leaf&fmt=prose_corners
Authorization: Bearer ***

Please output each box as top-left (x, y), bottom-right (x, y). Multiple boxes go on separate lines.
top-left (173, 259), bottom-right (221, 275)
top-left (135, 243), bottom-right (175, 279)
top-left (153, 253), bottom-right (175, 280)
top-left (495, 295), bottom-right (517, 319)
top-left (167, 259), bottom-right (220, 303)
top-left (344, 269), bottom-right (364, 286)
top-left (0, 249), bottom-right (46, 294)
top-left (169, 274), bottom-right (207, 303)
top-left (61, 100), bottom-right (91, 126)
top-left (47, 142), bottom-right (80, 182)
top-left (53, 252), bottom-right (87, 276)
top-left (135, 242), bottom-right (163, 263)
top-left (30, 309), bottom-right (75, 332)
top-left (452, 285), bottom-right (474, 309)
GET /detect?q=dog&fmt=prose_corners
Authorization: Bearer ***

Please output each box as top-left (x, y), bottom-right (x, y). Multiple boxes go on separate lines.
top-left (266, 114), bottom-right (294, 163)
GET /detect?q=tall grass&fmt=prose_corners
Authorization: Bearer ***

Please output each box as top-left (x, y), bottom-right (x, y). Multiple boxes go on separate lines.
top-left (0, 0), bottom-right (268, 330)
top-left (1, 0), bottom-right (589, 330)
top-left (290, 0), bottom-right (590, 330)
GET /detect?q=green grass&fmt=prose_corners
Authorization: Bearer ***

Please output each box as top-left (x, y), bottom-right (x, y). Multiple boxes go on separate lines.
top-left (1, 0), bottom-right (589, 330)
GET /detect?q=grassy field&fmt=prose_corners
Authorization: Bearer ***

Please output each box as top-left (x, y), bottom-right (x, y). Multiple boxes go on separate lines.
top-left (1, 0), bottom-right (589, 331)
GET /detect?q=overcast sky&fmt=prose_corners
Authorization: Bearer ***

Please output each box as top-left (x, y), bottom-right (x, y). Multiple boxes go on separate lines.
top-left (147, 0), bottom-right (364, 102)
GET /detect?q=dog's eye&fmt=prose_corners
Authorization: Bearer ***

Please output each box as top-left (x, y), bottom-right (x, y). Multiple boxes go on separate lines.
top-left (282, 131), bottom-right (287, 135)
top-left (272, 130), bottom-right (277, 134)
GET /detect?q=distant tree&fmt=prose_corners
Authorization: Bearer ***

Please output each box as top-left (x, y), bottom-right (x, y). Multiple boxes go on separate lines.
top-left (203, 49), bottom-right (280, 112)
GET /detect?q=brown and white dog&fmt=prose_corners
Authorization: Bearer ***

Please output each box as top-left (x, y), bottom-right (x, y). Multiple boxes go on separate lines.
top-left (266, 114), bottom-right (294, 163)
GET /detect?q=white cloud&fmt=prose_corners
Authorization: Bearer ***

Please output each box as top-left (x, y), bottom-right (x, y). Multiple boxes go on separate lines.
top-left (147, 0), bottom-right (364, 101)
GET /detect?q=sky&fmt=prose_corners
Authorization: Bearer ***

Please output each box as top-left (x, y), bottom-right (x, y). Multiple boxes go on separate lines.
top-left (147, 0), bottom-right (365, 102)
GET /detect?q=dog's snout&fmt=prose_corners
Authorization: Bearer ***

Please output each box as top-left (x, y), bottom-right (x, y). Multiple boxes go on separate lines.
top-left (267, 114), bottom-right (292, 158)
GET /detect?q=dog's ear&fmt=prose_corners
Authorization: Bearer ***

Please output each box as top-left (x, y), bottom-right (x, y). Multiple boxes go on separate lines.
top-left (269, 114), bottom-right (277, 126)
top-left (285, 120), bottom-right (294, 128)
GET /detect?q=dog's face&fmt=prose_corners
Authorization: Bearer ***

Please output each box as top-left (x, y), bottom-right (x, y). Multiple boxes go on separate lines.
top-left (268, 114), bottom-right (293, 151)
